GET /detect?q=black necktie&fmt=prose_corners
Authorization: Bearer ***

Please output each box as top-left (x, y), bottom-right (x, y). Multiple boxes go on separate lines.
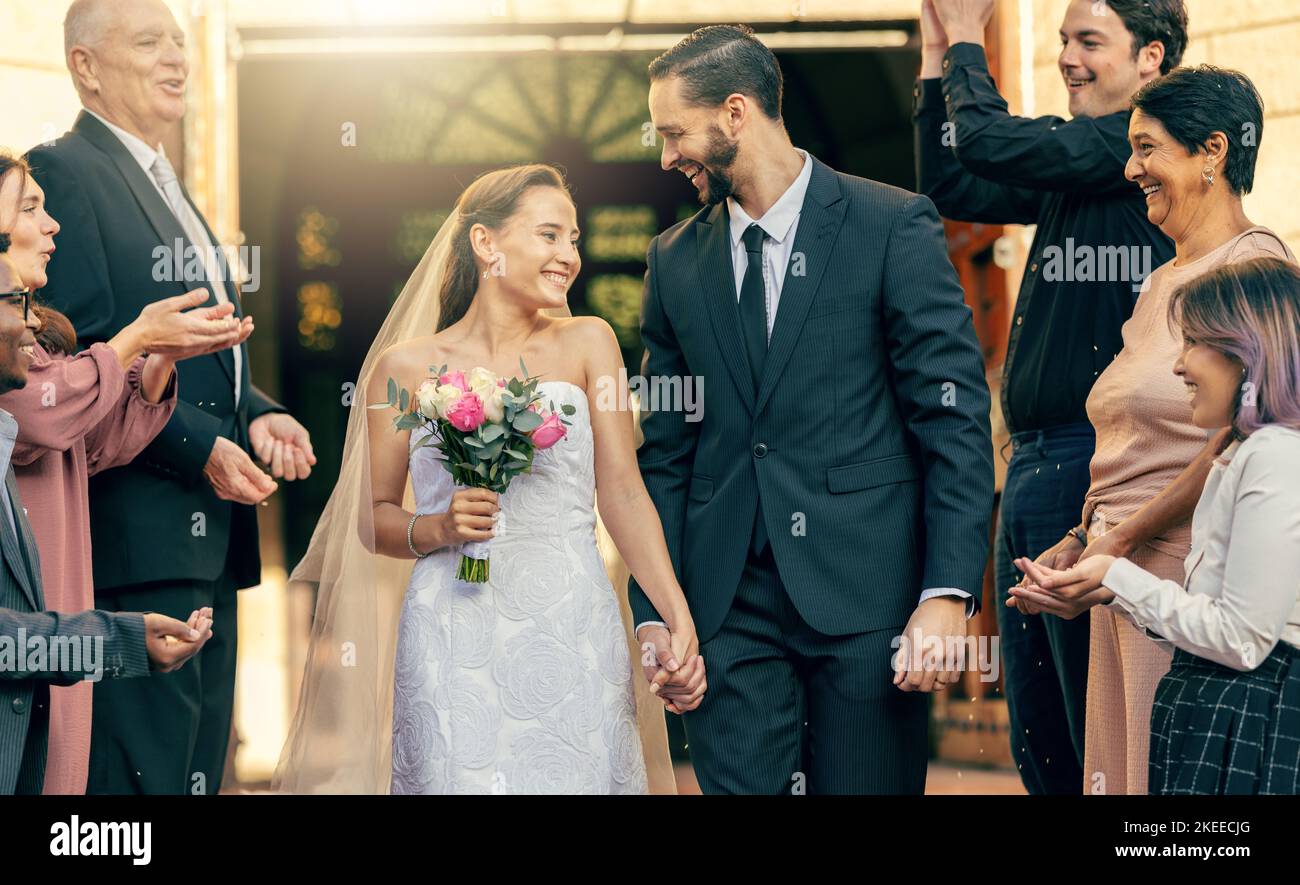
top-left (738, 224), bottom-right (771, 558)
top-left (739, 223), bottom-right (768, 395)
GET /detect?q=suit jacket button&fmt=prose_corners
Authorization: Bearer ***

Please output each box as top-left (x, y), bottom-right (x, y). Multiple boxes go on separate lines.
top-left (11, 697), bottom-right (27, 714)
top-left (752, 443), bottom-right (768, 458)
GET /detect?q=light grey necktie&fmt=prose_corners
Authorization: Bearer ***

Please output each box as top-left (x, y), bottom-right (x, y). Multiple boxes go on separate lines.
top-left (150, 152), bottom-right (242, 403)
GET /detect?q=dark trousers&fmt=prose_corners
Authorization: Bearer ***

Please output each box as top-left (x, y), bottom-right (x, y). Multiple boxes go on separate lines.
top-left (87, 567), bottom-right (239, 795)
top-left (994, 422), bottom-right (1094, 794)
top-left (683, 544), bottom-right (928, 794)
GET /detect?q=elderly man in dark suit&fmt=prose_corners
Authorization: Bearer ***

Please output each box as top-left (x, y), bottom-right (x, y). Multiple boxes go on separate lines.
top-left (25, 0), bottom-right (315, 794)
top-left (630, 26), bottom-right (994, 794)
top-left (0, 254), bottom-right (209, 794)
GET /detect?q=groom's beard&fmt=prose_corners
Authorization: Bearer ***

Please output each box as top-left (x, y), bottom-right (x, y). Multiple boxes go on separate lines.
top-left (699, 125), bottom-right (739, 206)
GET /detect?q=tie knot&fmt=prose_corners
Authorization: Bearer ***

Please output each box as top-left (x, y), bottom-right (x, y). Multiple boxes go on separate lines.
top-left (151, 154), bottom-right (178, 188)
top-left (742, 223), bottom-right (765, 255)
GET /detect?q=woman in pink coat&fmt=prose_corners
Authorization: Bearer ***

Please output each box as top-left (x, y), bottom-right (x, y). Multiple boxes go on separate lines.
top-left (0, 152), bottom-right (250, 793)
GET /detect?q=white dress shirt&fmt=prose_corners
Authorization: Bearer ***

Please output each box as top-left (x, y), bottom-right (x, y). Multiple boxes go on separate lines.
top-left (635, 150), bottom-right (972, 639)
top-left (1103, 424), bottom-right (1300, 670)
top-left (85, 109), bottom-right (242, 405)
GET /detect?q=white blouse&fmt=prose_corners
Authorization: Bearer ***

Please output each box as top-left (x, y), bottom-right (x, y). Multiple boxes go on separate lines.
top-left (1103, 424), bottom-right (1300, 671)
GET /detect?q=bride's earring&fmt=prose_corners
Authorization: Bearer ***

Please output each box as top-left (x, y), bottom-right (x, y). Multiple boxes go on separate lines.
top-left (1203, 165), bottom-right (1216, 187)
top-left (482, 270), bottom-right (489, 279)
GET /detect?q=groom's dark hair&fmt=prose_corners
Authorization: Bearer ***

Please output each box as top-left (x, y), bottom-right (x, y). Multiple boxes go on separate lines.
top-left (649, 25), bottom-right (783, 121)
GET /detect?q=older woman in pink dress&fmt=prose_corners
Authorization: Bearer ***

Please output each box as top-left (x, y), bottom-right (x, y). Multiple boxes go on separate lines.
top-left (0, 152), bottom-right (250, 793)
top-left (1009, 67), bottom-right (1295, 794)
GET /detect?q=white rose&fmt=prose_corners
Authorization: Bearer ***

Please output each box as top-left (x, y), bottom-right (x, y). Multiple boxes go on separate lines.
top-left (414, 380), bottom-right (440, 418)
top-left (426, 383), bottom-right (465, 420)
top-left (472, 381), bottom-right (505, 423)
top-left (466, 366), bottom-right (499, 390)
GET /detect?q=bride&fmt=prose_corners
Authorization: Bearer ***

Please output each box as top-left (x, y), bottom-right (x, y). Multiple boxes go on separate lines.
top-left (273, 164), bottom-right (703, 793)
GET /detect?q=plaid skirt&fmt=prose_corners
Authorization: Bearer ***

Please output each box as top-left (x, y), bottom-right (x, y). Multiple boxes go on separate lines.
top-left (1149, 641), bottom-right (1300, 794)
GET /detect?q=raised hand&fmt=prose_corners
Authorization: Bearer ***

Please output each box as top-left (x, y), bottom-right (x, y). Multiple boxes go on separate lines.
top-left (931, 0), bottom-right (995, 46)
top-left (249, 412), bottom-right (318, 481)
top-left (143, 607), bottom-right (213, 673)
top-left (921, 0), bottom-right (948, 49)
top-left (203, 436), bottom-right (277, 504)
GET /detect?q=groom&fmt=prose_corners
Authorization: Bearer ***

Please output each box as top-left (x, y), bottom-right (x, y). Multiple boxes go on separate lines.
top-left (630, 25), bottom-right (994, 794)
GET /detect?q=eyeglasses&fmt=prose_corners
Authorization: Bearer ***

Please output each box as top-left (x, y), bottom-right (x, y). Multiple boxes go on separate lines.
top-left (0, 289), bottom-right (31, 324)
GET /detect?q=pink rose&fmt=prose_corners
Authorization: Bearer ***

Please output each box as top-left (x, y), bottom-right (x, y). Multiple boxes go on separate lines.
top-left (445, 392), bottom-right (486, 432)
top-left (530, 412), bottom-right (567, 450)
top-left (439, 370), bottom-right (468, 392)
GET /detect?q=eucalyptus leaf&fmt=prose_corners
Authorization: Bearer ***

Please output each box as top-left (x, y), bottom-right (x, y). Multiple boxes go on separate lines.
top-left (512, 410), bottom-right (543, 433)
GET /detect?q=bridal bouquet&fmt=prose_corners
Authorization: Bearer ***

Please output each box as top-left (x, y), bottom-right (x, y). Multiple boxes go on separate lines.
top-left (371, 360), bottom-right (574, 582)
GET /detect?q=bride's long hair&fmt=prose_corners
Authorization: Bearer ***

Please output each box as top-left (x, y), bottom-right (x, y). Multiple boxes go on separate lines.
top-left (273, 164), bottom-right (674, 793)
top-left (437, 164), bottom-right (570, 331)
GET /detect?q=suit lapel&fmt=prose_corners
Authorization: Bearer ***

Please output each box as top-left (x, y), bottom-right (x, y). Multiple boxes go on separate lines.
top-left (72, 111), bottom-right (239, 391)
top-left (754, 158), bottom-right (846, 416)
top-left (1, 469), bottom-right (39, 610)
top-left (696, 202), bottom-right (756, 415)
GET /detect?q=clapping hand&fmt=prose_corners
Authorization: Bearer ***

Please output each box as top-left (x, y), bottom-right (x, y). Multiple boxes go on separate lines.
top-left (1007, 555), bottom-right (1117, 619)
top-left (637, 624), bottom-right (707, 714)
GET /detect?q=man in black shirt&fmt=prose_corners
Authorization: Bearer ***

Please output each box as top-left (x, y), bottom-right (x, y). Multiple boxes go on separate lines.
top-left (914, 0), bottom-right (1186, 794)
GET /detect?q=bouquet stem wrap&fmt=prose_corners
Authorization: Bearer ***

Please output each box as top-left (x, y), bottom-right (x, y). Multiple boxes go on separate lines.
top-left (456, 484), bottom-right (496, 583)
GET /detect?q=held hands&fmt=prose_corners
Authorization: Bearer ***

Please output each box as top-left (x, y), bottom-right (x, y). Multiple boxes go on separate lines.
top-left (132, 289), bottom-right (253, 360)
top-left (637, 623), bottom-right (706, 714)
top-left (143, 607), bottom-right (213, 673)
top-left (894, 596), bottom-right (967, 692)
top-left (1008, 555), bottom-right (1117, 619)
top-left (204, 436), bottom-right (277, 505)
top-left (249, 413), bottom-right (318, 481)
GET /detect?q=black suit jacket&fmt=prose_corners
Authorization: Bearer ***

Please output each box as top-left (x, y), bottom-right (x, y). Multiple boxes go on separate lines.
top-left (629, 156), bottom-right (994, 643)
top-left (26, 111), bottom-right (284, 591)
top-left (0, 467), bottom-right (149, 794)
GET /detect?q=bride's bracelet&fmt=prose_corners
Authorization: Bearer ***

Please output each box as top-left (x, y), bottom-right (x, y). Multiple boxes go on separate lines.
top-left (408, 513), bottom-right (431, 558)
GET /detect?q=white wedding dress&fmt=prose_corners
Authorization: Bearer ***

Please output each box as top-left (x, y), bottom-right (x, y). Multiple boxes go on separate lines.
top-left (390, 380), bottom-right (650, 794)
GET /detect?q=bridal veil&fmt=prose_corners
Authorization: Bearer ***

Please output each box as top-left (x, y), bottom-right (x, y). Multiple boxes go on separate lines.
top-left (272, 206), bottom-right (676, 794)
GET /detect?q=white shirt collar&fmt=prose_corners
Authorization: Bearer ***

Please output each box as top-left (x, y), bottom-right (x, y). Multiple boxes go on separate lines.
top-left (728, 149), bottom-right (814, 248)
top-left (84, 108), bottom-right (164, 174)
